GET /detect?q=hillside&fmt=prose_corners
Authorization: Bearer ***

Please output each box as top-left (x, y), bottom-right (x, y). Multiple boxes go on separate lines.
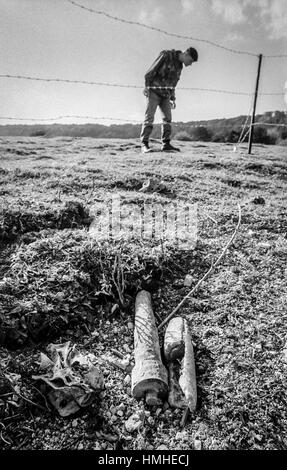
top-left (0, 110), bottom-right (286, 145)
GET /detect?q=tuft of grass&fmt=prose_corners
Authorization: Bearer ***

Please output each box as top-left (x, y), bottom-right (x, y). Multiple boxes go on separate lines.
top-left (0, 230), bottom-right (178, 349)
top-left (0, 201), bottom-right (91, 241)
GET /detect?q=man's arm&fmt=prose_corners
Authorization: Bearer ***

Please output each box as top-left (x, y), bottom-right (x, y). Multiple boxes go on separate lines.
top-left (145, 50), bottom-right (167, 87)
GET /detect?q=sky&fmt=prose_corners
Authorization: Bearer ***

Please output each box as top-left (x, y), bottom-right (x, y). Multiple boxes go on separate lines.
top-left (0, 0), bottom-right (286, 125)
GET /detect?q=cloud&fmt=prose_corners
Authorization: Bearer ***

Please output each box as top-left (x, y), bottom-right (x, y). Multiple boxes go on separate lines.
top-left (211, 0), bottom-right (246, 24)
top-left (138, 5), bottom-right (163, 25)
top-left (181, 0), bottom-right (195, 13)
top-left (225, 32), bottom-right (245, 42)
top-left (211, 0), bottom-right (287, 39)
top-left (257, 0), bottom-right (287, 39)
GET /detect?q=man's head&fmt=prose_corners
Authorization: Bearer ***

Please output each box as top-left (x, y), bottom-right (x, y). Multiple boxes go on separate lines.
top-left (180, 47), bottom-right (198, 66)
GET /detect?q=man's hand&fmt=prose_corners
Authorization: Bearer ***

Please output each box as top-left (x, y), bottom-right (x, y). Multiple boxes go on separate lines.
top-left (143, 87), bottom-right (150, 97)
top-left (170, 100), bottom-right (176, 109)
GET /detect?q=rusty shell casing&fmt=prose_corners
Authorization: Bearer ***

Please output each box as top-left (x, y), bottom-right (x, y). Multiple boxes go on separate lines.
top-left (163, 316), bottom-right (185, 362)
top-left (131, 290), bottom-right (168, 404)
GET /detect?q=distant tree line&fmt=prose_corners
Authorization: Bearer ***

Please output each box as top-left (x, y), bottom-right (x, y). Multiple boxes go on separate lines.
top-left (173, 110), bottom-right (287, 146)
top-left (0, 111), bottom-right (286, 145)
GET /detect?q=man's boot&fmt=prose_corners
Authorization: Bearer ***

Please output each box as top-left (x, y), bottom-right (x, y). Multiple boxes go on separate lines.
top-left (141, 142), bottom-right (152, 153)
top-left (161, 141), bottom-right (180, 152)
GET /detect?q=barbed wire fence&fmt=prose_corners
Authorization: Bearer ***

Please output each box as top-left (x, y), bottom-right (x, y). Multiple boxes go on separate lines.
top-left (1, 0), bottom-right (286, 152)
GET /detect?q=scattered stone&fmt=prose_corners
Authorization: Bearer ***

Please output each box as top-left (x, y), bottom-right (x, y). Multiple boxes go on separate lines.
top-left (127, 322), bottom-right (133, 330)
top-left (111, 304), bottom-right (119, 314)
top-left (156, 408), bottom-right (162, 417)
top-left (164, 409), bottom-right (172, 419)
top-left (72, 419), bottom-right (78, 428)
top-left (78, 442), bottom-right (84, 450)
top-left (184, 274), bottom-right (193, 287)
top-left (157, 444), bottom-right (169, 450)
top-left (117, 410), bottom-right (124, 417)
top-left (125, 413), bottom-right (143, 433)
top-left (175, 430), bottom-right (188, 440)
top-left (194, 439), bottom-right (202, 450)
top-left (162, 401), bottom-right (170, 412)
top-left (257, 242), bottom-right (271, 249)
top-left (124, 375), bottom-right (131, 385)
top-left (123, 344), bottom-right (131, 353)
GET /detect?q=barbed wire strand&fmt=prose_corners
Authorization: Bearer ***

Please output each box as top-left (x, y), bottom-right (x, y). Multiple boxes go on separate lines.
top-left (65, 0), bottom-right (287, 58)
top-left (0, 74), bottom-right (284, 96)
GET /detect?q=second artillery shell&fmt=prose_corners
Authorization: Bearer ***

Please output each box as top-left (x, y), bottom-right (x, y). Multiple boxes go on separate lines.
top-left (178, 320), bottom-right (197, 411)
top-left (163, 316), bottom-right (185, 362)
top-left (131, 290), bottom-right (168, 406)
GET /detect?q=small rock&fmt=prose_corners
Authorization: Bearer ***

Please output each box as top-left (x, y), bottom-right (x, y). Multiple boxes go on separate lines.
top-left (155, 408), bottom-right (162, 417)
top-left (194, 439), bottom-right (202, 450)
top-left (111, 415), bottom-right (118, 423)
top-left (184, 274), bottom-right (193, 287)
top-left (111, 305), bottom-right (119, 315)
top-left (258, 242), bottom-right (271, 249)
top-left (124, 375), bottom-right (131, 385)
top-left (117, 410), bottom-right (124, 417)
top-left (175, 430), bottom-right (188, 440)
top-left (127, 322), bottom-right (133, 330)
top-left (157, 445), bottom-right (168, 450)
top-left (123, 344), bottom-right (131, 353)
top-left (72, 419), bottom-right (78, 428)
top-left (147, 417), bottom-right (155, 426)
top-left (125, 413), bottom-right (143, 433)
top-left (164, 410), bottom-right (172, 419)
top-left (162, 402), bottom-right (170, 412)
top-left (78, 442), bottom-right (84, 450)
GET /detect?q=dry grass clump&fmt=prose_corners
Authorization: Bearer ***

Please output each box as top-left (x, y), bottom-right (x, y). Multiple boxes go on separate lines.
top-left (0, 229), bottom-right (173, 349)
top-left (0, 201), bottom-right (91, 241)
top-left (111, 177), bottom-right (144, 191)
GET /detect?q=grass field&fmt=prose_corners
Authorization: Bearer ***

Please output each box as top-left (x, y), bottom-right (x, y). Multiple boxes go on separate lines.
top-left (0, 136), bottom-right (286, 450)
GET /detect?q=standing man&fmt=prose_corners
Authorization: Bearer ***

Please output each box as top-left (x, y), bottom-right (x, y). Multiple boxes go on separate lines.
top-left (140, 47), bottom-right (198, 153)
